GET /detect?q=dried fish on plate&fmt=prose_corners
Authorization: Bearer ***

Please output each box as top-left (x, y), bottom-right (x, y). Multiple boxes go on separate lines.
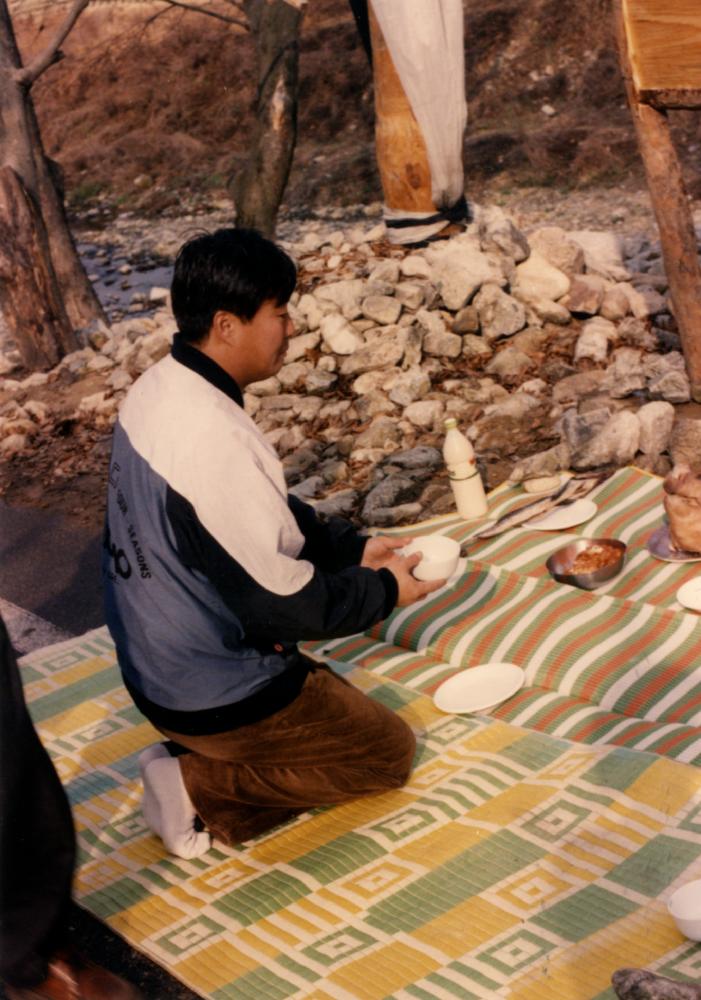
top-left (462, 472), bottom-right (609, 549)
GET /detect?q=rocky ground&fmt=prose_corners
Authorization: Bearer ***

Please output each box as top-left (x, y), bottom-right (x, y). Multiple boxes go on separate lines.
top-left (2, 183), bottom-right (701, 532)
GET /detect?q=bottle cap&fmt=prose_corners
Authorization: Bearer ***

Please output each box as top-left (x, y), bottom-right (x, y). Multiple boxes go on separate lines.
top-left (444, 418), bottom-right (458, 429)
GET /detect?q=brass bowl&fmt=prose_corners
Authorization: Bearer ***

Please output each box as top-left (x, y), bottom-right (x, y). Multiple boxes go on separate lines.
top-left (546, 538), bottom-right (626, 590)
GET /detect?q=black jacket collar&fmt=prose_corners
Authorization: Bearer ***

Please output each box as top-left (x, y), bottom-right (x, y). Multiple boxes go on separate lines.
top-left (171, 333), bottom-right (244, 408)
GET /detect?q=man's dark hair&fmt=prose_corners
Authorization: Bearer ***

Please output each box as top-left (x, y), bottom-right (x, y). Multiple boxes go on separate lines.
top-left (171, 228), bottom-right (297, 342)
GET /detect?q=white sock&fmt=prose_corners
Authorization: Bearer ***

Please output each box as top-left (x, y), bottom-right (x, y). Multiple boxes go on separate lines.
top-left (141, 756), bottom-right (211, 860)
top-left (138, 742), bottom-right (171, 773)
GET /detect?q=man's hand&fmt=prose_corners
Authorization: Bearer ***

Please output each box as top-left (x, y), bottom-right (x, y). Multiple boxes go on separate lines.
top-left (383, 552), bottom-right (446, 606)
top-left (361, 535), bottom-right (414, 571)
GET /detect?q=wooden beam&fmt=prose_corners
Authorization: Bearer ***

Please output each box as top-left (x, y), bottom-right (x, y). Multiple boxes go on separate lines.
top-left (615, 0), bottom-right (701, 402)
top-left (641, 88), bottom-right (701, 111)
top-left (623, 0), bottom-right (701, 95)
top-left (368, 2), bottom-right (434, 213)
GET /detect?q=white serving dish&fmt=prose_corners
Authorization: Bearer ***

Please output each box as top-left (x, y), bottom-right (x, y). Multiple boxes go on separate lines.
top-left (526, 498), bottom-right (597, 531)
top-left (433, 662), bottom-right (525, 714)
top-left (677, 579), bottom-right (701, 612)
top-left (668, 879), bottom-right (701, 941)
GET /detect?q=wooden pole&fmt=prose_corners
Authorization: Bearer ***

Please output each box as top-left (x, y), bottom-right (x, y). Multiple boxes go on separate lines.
top-left (614, 0), bottom-right (701, 402)
top-left (368, 3), bottom-right (434, 213)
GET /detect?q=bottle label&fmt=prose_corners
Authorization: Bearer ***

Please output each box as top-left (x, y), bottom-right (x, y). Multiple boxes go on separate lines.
top-left (448, 469), bottom-right (479, 482)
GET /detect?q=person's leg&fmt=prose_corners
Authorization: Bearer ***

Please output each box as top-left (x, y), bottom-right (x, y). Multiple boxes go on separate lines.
top-left (156, 661), bottom-right (416, 847)
top-left (0, 616), bottom-right (143, 998)
top-left (0, 618), bottom-right (75, 989)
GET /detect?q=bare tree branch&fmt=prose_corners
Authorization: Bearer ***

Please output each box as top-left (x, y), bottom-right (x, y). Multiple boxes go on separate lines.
top-left (14, 0), bottom-right (90, 88)
top-left (161, 0), bottom-right (248, 29)
top-left (142, 6), bottom-right (177, 31)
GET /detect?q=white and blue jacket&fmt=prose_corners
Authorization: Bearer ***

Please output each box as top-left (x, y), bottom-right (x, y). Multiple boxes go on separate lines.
top-left (102, 336), bottom-right (397, 735)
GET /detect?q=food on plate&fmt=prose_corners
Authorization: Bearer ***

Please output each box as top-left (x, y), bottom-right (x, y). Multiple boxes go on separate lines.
top-left (567, 542), bottom-right (622, 575)
top-left (663, 463), bottom-right (701, 555)
top-left (523, 475), bottom-right (562, 494)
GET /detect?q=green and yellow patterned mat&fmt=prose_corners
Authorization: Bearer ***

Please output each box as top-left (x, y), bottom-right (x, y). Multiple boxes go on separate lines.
top-left (19, 625), bottom-right (701, 999)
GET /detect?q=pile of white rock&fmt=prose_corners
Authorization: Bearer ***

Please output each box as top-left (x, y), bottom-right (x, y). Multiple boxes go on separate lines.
top-left (2, 203), bottom-right (700, 527)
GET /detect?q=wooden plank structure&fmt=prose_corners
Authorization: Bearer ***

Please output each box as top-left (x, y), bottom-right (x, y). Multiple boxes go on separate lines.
top-left (614, 0), bottom-right (701, 400)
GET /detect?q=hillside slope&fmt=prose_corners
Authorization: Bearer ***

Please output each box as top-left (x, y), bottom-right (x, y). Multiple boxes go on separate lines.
top-left (9, 0), bottom-right (701, 213)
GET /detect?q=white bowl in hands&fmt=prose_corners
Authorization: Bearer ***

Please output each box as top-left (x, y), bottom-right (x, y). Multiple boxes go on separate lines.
top-left (402, 535), bottom-right (460, 582)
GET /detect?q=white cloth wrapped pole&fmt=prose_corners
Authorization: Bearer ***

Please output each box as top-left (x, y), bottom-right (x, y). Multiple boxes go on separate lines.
top-left (370, 0), bottom-right (467, 212)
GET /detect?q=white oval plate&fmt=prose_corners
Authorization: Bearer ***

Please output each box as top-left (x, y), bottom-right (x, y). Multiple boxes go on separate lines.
top-left (677, 579), bottom-right (701, 612)
top-left (526, 498), bottom-right (597, 531)
top-left (433, 662), bottom-right (525, 714)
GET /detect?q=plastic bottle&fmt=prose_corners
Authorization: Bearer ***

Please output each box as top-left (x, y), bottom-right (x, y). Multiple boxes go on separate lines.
top-left (443, 417), bottom-right (488, 519)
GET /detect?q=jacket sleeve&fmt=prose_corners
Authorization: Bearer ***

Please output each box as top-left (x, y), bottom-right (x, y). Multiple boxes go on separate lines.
top-left (287, 494), bottom-right (367, 572)
top-left (165, 436), bottom-right (398, 645)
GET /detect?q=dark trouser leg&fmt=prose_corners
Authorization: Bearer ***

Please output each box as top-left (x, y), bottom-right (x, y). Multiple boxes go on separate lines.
top-left (160, 662), bottom-right (416, 846)
top-left (0, 617), bottom-right (76, 989)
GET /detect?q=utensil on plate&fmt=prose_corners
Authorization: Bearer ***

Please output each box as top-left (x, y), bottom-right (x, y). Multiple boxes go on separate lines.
top-left (461, 471), bottom-right (609, 552)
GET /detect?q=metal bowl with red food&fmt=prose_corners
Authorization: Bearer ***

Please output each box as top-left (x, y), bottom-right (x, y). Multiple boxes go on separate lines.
top-left (546, 538), bottom-right (626, 590)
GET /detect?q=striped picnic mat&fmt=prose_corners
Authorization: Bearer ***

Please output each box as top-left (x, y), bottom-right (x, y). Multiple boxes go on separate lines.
top-left (18, 629), bottom-right (701, 999)
top-left (305, 468), bottom-right (701, 764)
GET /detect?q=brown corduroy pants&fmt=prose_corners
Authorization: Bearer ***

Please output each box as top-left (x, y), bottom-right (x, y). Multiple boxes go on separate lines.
top-left (159, 661), bottom-right (416, 847)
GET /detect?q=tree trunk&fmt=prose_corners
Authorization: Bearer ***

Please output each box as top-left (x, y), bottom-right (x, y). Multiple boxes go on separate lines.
top-left (28, 102), bottom-right (106, 332)
top-left (231, 0), bottom-right (302, 236)
top-left (0, 0), bottom-right (104, 369)
top-left (0, 166), bottom-right (72, 369)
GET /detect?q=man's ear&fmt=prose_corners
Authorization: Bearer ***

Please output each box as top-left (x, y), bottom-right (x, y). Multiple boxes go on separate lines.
top-left (210, 310), bottom-right (243, 346)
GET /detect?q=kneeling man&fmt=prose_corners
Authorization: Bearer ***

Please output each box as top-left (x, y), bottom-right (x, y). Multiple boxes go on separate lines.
top-left (103, 228), bottom-right (442, 858)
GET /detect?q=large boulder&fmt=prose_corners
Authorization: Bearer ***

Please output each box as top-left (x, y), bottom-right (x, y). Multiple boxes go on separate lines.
top-left (637, 401), bottom-right (675, 460)
top-left (528, 226), bottom-right (585, 275)
top-left (670, 418), bottom-right (701, 472)
top-left (485, 347), bottom-right (534, 384)
top-left (388, 368), bottom-right (431, 406)
top-left (512, 252), bottom-right (571, 304)
top-left (509, 442), bottom-right (571, 482)
top-left (362, 295), bottom-right (402, 326)
top-left (425, 236), bottom-right (503, 310)
top-left (562, 274), bottom-right (605, 316)
top-left (473, 284), bottom-right (526, 342)
top-left (574, 317), bottom-right (617, 365)
top-left (338, 326), bottom-right (406, 376)
top-left (319, 314), bottom-right (363, 355)
top-left (314, 278), bottom-right (366, 319)
top-left (571, 410), bottom-right (641, 468)
top-left (478, 205), bottom-right (530, 263)
top-left (568, 230), bottom-right (628, 281)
